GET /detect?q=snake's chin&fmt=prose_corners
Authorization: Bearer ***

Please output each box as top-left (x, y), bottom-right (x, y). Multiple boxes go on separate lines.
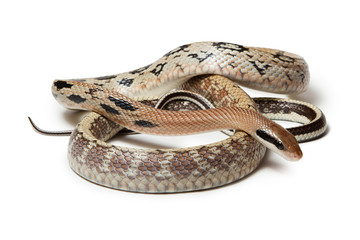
top-left (266, 144), bottom-right (302, 161)
top-left (284, 148), bottom-right (303, 161)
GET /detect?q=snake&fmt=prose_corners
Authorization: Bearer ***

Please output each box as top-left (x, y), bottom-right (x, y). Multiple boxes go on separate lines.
top-left (34, 42), bottom-right (326, 193)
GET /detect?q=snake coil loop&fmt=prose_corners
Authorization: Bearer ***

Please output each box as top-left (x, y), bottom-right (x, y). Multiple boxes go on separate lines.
top-left (33, 42), bottom-right (326, 193)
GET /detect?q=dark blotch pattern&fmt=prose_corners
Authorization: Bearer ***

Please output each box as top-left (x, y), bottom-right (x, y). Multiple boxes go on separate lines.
top-left (273, 52), bottom-right (296, 63)
top-left (108, 96), bottom-right (137, 111)
top-left (163, 44), bottom-right (190, 57)
top-left (100, 104), bottom-right (120, 115)
top-left (134, 120), bottom-right (158, 128)
top-left (150, 63), bottom-right (167, 76)
top-left (68, 94), bottom-right (86, 103)
top-left (212, 42), bottom-right (249, 53)
top-left (119, 78), bottom-right (134, 87)
top-left (54, 81), bottom-right (73, 90)
top-left (249, 60), bottom-right (271, 76)
top-left (187, 52), bottom-right (213, 63)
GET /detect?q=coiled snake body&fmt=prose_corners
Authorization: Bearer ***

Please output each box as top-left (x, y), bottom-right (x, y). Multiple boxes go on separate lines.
top-left (42, 42), bottom-right (325, 193)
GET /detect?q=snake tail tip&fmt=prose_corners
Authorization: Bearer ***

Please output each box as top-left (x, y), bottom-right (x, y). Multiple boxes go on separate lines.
top-left (28, 116), bottom-right (72, 136)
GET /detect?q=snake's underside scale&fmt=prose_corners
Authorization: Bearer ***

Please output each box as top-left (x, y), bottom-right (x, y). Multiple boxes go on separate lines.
top-left (36, 42), bottom-right (326, 193)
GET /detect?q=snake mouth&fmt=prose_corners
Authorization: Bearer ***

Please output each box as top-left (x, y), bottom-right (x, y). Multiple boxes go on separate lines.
top-left (284, 146), bottom-right (303, 161)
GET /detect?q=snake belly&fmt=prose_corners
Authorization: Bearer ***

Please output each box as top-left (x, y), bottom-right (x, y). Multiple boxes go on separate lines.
top-left (50, 42), bottom-right (317, 193)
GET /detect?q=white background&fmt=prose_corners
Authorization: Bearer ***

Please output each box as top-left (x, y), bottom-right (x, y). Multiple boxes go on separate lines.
top-left (1, 0), bottom-right (359, 239)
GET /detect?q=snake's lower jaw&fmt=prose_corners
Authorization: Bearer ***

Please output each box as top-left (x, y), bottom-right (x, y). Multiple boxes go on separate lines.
top-left (262, 141), bottom-right (302, 161)
top-left (267, 145), bottom-right (302, 161)
top-left (283, 147), bottom-right (303, 161)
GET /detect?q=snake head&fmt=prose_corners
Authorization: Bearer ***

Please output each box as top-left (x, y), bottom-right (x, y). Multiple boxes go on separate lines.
top-left (255, 123), bottom-right (302, 161)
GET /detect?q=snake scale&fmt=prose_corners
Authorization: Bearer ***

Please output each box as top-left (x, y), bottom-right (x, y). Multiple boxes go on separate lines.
top-left (36, 42), bottom-right (326, 193)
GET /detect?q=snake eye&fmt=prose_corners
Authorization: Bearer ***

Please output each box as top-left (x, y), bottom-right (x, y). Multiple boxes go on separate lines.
top-left (256, 130), bottom-right (285, 150)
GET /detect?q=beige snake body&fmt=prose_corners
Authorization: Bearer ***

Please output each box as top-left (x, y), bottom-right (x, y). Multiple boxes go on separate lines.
top-left (53, 42), bottom-right (309, 105)
top-left (48, 42), bottom-right (325, 193)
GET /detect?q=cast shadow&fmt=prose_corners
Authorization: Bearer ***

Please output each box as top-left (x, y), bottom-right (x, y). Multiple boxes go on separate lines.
top-left (288, 81), bottom-right (325, 105)
top-left (62, 110), bottom-right (87, 126)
